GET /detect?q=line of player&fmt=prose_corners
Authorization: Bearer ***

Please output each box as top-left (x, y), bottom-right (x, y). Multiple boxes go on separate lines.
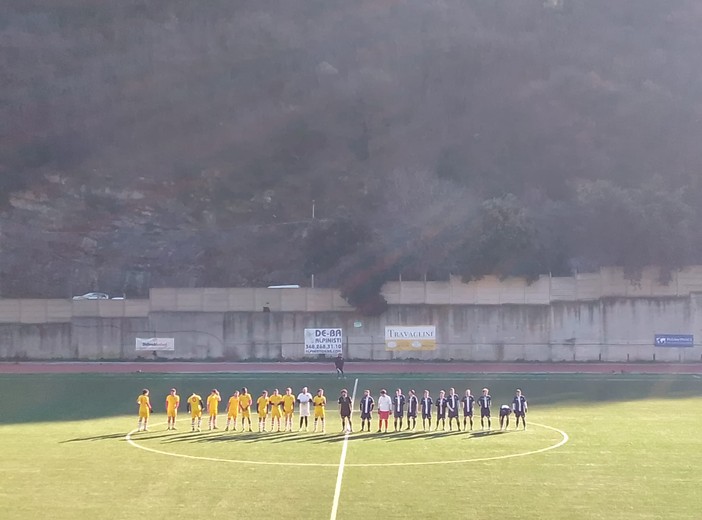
top-left (136, 386), bottom-right (528, 434)
top-left (359, 387), bottom-right (527, 433)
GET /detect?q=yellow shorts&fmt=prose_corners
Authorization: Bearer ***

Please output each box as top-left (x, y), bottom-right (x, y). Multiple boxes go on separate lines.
top-left (283, 410), bottom-right (294, 418)
top-left (271, 409), bottom-right (282, 418)
top-left (227, 412), bottom-right (238, 420)
top-left (240, 409), bottom-right (251, 419)
top-left (209, 412), bottom-right (217, 417)
top-left (167, 410), bottom-right (177, 419)
top-left (314, 409), bottom-right (325, 419)
top-left (258, 411), bottom-right (268, 418)
top-left (191, 411), bottom-right (202, 419)
top-left (139, 410), bottom-right (150, 419)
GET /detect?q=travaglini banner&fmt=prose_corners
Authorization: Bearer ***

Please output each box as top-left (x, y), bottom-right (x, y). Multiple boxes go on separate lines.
top-left (385, 325), bottom-right (437, 351)
top-left (654, 334), bottom-right (694, 347)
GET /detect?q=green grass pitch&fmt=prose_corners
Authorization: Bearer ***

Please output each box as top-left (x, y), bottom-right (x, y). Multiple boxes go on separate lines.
top-left (1, 372), bottom-right (700, 520)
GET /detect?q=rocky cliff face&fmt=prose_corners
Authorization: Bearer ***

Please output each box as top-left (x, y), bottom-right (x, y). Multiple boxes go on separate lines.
top-left (3, 1), bottom-right (702, 298)
top-left (1, 173), bottom-right (312, 297)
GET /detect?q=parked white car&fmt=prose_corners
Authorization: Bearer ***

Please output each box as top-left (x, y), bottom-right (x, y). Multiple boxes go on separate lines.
top-left (72, 292), bottom-right (110, 300)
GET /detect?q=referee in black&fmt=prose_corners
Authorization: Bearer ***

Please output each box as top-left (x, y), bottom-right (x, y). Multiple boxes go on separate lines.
top-left (334, 352), bottom-right (345, 379)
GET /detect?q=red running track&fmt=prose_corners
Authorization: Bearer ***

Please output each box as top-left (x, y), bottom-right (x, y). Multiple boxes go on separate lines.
top-left (0, 361), bottom-right (700, 374)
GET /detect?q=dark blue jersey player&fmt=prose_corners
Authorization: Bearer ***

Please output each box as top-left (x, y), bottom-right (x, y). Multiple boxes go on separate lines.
top-left (499, 404), bottom-right (512, 430)
top-left (447, 388), bottom-right (461, 431)
top-left (478, 388), bottom-right (492, 431)
top-left (359, 389), bottom-right (375, 432)
top-left (406, 390), bottom-right (418, 431)
top-left (512, 389), bottom-right (528, 430)
top-left (392, 389), bottom-right (406, 431)
top-left (462, 389), bottom-right (475, 431)
top-left (435, 390), bottom-right (448, 431)
top-left (420, 390), bottom-right (433, 431)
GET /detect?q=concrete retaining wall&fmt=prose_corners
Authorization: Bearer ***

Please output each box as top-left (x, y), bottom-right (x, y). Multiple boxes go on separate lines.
top-left (1, 298), bottom-right (701, 362)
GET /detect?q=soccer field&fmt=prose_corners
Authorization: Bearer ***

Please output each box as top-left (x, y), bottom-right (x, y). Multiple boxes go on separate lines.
top-left (1, 372), bottom-right (700, 520)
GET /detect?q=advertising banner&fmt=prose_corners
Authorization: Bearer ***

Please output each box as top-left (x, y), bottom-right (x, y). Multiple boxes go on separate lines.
top-left (654, 334), bottom-right (694, 347)
top-left (385, 326), bottom-right (436, 351)
top-left (136, 338), bottom-right (175, 351)
top-left (304, 328), bottom-right (343, 355)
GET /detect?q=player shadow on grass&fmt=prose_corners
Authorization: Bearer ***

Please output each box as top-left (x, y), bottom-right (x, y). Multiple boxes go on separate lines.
top-left (465, 430), bottom-right (510, 438)
top-left (60, 432), bottom-right (132, 443)
top-left (154, 428), bottom-right (509, 446)
top-left (160, 431), bottom-right (349, 445)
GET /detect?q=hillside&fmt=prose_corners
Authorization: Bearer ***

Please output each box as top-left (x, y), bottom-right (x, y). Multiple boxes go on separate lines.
top-left (2, 0), bottom-right (702, 309)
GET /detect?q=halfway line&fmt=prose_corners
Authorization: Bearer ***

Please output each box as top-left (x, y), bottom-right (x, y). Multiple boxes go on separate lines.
top-left (330, 377), bottom-right (358, 520)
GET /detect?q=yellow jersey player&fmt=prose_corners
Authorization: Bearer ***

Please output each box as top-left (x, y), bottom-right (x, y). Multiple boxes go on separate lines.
top-left (225, 390), bottom-right (240, 431)
top-left (282, 387), bottom-right (296, 432)
top-left (207, 389), bottom-right (221, 430)
top-left (312, 388), bottom-right (326, 433)
top-left (238, 387), bottom-right (253, 432)
top-left (187, 392), bottom-right (204, 432)
top-left (256, 390), bottom-right (270, 432)
top-left (269, 388), bottom-right (283, 432)
top-left (165, 388), bottom-right (180, 430)
top-left (136, 389), bottom-right (153, 432)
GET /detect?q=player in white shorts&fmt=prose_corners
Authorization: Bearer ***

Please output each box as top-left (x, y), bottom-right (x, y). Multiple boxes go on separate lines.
top-left (297, 386), bottom-right (313, 432)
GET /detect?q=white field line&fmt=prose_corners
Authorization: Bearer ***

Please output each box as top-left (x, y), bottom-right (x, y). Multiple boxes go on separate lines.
top-left (126, 419), bottom-right (568, 468)
top-left (329, 377), bottom-right (358, 520)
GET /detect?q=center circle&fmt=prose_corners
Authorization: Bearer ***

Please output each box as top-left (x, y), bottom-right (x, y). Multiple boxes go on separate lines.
top-left (126, 421), bottom-right (568, 467)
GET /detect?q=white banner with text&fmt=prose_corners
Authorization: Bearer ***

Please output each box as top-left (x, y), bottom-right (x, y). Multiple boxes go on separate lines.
top-left (385, 326), bottom-right (436, 351)
top-left (136, 337), bottom-right (175, 351)
top-left (304, 328), bottom-right (343, 355)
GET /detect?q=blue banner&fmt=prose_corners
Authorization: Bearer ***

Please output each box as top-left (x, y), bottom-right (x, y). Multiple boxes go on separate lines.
top-left (654, 334), bottom-right (694, 347)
